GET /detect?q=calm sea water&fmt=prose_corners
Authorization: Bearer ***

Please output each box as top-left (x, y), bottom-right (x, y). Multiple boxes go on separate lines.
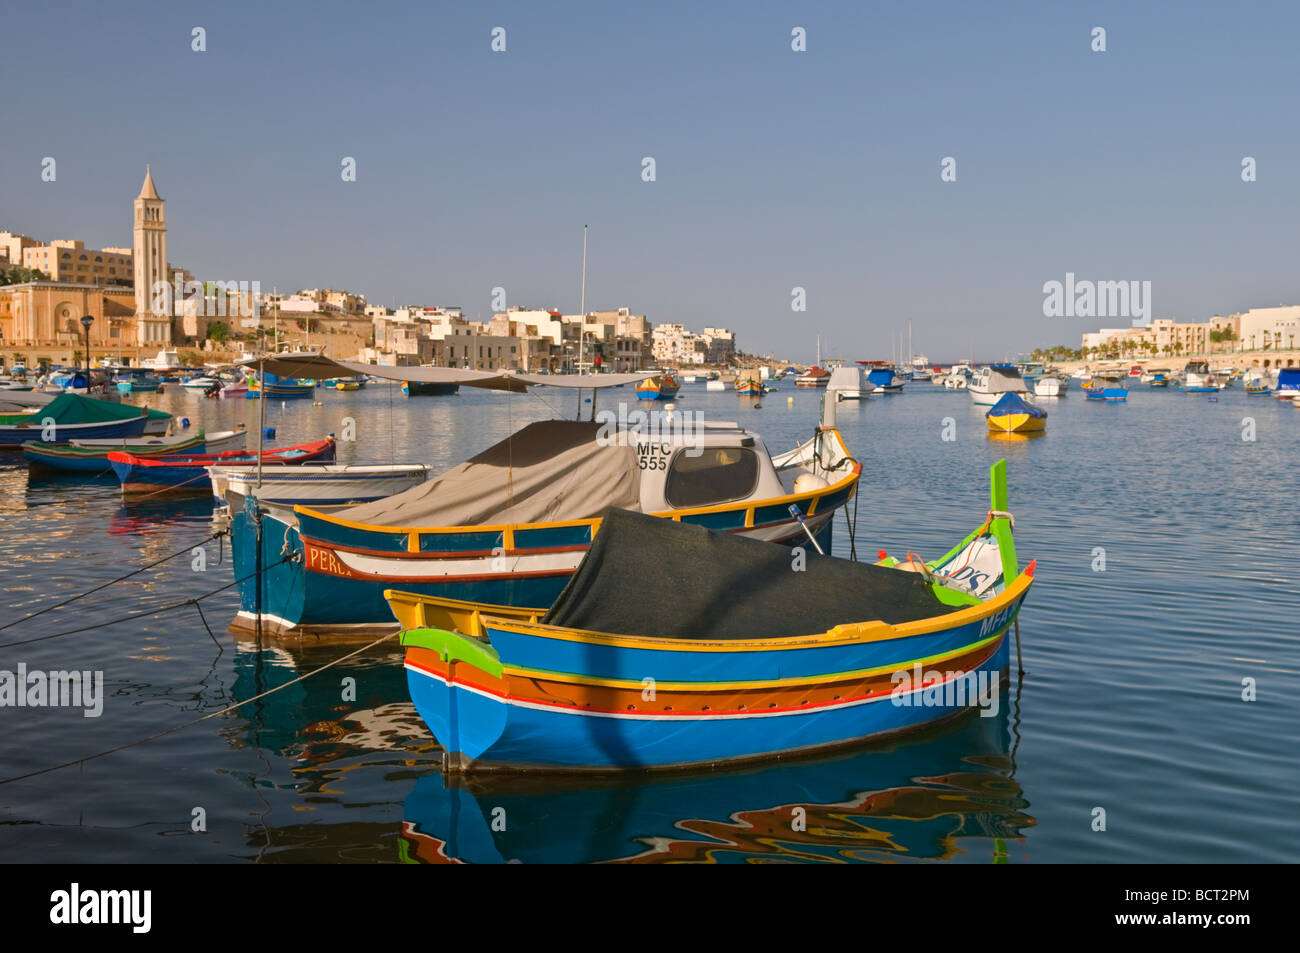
top-left (0, 379), bottom-right (1295, 863)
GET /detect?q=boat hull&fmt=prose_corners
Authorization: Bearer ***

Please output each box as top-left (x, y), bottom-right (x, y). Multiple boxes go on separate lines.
top-left (110, 439), bottom-right (336, 494)
top-left (986, 412), bottom-right (1046, 434)
top-left (403, 381), bottom-right (460, 396)
top-left (231, 499), bottom-right (843, 636)
top-left (402, 584), bottom-right (1025, 771)
top-left (0, 416), bottom-right (149, 449)
top-left (213, 464), bottom-right (430, 505)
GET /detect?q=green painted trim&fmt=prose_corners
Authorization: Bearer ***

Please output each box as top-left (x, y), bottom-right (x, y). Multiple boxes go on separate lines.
top-left (929, 583), bottom-right (982, 607)
top-left (988, 459), bottom-right (1020, 582)
top-left (401, 627), bottom-right (503, 679)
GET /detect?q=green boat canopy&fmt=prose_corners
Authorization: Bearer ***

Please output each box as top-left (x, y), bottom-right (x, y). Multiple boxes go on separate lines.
top-left (0, 393), bottom-right (164, 426)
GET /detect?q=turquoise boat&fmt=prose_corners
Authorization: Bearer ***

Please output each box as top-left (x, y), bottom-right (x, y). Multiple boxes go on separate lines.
top-left (0, 393), bottom-right (160, 449)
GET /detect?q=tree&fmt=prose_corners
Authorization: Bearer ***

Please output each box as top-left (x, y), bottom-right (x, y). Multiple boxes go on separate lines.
top-left (207, 321), bottom-right (230, 344)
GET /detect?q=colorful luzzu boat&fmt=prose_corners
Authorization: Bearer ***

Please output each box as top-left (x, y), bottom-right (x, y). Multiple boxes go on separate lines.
top-left (735, 377), bottom-right (762, 396)
top-left (22, 431), bottom-right (207, 473)
top-left (231, 415), bottom-right (859, 636)
top-left (228, 364), bottom-right (861, 636)
top-left (634, 373), bottom-right (680, 400)
top-left (985, 392), bottom-right (1046, 434)
top-left (389, 460), bottom-right (1030, 773)
top-left (247, 372), bottom-right (315, 398)
top-left (108, 437), bottom-right (336, 494)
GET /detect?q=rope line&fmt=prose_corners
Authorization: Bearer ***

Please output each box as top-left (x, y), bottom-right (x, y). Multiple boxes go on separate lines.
top-left (0, 530), bottom-right (226, 632)
top-left (0, 631), bottom-right (398, 787)
top-left (0, 555), bottom-right (290, 649)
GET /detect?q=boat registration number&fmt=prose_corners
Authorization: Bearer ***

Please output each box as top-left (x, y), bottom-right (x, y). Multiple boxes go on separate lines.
top-left (637, 444), bottom-right (671, 470)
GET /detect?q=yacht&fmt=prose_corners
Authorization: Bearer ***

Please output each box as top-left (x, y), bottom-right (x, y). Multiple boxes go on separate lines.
top-left (968, 365), bottom-right (1032, 406)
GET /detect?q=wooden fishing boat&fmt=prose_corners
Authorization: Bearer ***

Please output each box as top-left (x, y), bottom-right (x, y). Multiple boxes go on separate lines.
top-left (228, 362), bottom-right (861, 637)
top-left (634, 374), bottom-right (680, 400)
top-left (389, 460), bottom-right (1030, 773)
top-left (1245, 382), bottom-right (1272, 396)
top-left (108, 437), bottom-right (336, 494)
top-left (210, 462), bottom-right (432, 506)
top-left (403, 380), bottom-right (460, 396)
top-left (23, 431), bottom-right (206, 473)
top-left (0, 393), bottom-right (157, 449)
top-left (985, 392), bottom-right (1047, 433)
top-left (735, 377), bottom-right (762, 396)
top-left (248, 372), bottom-right (315, 398)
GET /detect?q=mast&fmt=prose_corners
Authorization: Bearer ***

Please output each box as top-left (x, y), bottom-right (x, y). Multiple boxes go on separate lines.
top-left (578, 225), bottom-right (587, 374)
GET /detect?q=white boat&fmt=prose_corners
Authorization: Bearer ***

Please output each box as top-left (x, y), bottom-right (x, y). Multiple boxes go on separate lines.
top-left (705, 380), bottom-right (725, 391)
top-left (210, 463), bottom-right (434, 506)
top-left (828, 366), bottom-right (869, 401)
top-left (1069, 366), bottom-right (1092, 380)
top-left (969, 365), bottom-right (1032, 406)
top-left (863, 364), bottom-right (905, 394)
top-left (141, 350), bottom-right (183, 372)
top-left (182, 376), bottom-right (221, 391)
top-left (940, 366), bottom-right (969, 389)
top-left (70, 432), bottom-right (205, 451)
top-left (909, 354), bottom-right (932, 381)
top-left (1033, 374), bottom-right (1069, 397)
top-left (205, 427), bottom-right (248, 454)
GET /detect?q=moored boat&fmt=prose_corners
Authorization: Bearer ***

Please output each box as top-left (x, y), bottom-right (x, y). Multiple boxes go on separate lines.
top-left (229, 370), bottom-right (863, 637)
top-left (109, 437), bottom-right (337, 494)
top-left (248, 372), bottom-right (315, 398)
top-left (985, 392), bottom-right (1047, 433)
top-left (23, 432), bottom-right (207, 473)
top-left (795, 366), bottom-right (830, 387)
top-left (861, 363), bottom-right (905, 394)
top-left (634, 373), bottom-right (680, 400)
top-left (202, 426), bottom-right (248, 454)
top-left (968, 365), bottom-right (1031, 406)
top-left (1032, 374), bottom-right (1069, 397)
top-left (391, 460), bottom-right (1030, 773)
top-left (0, 393), bottom-right (157, 449)
top-left (403, 380), bottom-right (460, 396)
top-left (735, 377), bottom-right (762, 396)
top-left (211, 463), bottom-right (432, 506)
top-left (1273, 368), bottom-right (1300, 399)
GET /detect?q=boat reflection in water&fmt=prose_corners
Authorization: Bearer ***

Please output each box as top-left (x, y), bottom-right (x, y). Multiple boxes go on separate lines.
top-left (400, 701), bottom-right (1032, 864)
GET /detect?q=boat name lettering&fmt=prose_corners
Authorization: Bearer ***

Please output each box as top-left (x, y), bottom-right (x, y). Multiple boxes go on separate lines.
top-left (305, 543), bottom-right (348, 577)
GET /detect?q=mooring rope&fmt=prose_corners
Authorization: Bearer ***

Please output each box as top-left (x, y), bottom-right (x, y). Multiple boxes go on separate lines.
top-left (0, 630), bottom-right (399, 787)
top-left (0, 529), bottom-right (227, 632)
top-left (0, 554), bottom-right (290, 649)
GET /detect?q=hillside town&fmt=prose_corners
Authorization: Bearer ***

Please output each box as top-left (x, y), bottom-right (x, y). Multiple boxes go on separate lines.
top-left (0, 168), bottom-right (747, 375)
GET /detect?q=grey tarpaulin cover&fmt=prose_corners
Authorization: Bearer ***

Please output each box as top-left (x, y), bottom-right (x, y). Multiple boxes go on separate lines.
top-left (541, 508), bottom-right (961, 640)
top-left (333, 421), bottom-right (640, 527)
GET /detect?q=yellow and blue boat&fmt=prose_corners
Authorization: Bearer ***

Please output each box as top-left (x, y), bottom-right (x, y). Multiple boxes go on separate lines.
top-left (985, 391), bottom-right (1047, 434)
top-left (735, 376), bottom-right (762, 396)
top-left (635, 373), bottom-right (680, 400)
top-left (389, 460), bottom-right (1030, 773)
top-left (247, 372), bottom-right (315, 398)
top-left (229, 361), bottom-right (863, 637)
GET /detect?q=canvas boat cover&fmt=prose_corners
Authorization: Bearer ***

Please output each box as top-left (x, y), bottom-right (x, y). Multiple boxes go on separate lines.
top-left (1277, 368), bottom-right (1300, 388)
top-left (0, 392), bottom-right (147, 425)
top-left (334, 420), bottom-right (640, 528)
top-left (987, 392), bottom-right (1045, 418)
top-left (984, 367), bottom-right (1028, 392)
top-left (866, 368), bottom-right (895, 386)
top-left (542, 508), bottom-right (961, 640)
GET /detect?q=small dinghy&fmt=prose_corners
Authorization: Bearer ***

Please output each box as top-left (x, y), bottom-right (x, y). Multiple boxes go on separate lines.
top-left (108, 437), bottom-right (336, 494)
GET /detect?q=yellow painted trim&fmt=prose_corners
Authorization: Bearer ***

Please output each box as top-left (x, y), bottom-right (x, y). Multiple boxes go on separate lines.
top-left (501, 631), bottom-right (1005, 691)
top-left (407, 532), bottom-right (420, 553)
top-left (480, 572), bottom-right (1034, 652)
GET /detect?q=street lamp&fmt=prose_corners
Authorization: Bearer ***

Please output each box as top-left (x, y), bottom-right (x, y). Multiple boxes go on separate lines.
top-left (80, 314), bottom-right (94, 387)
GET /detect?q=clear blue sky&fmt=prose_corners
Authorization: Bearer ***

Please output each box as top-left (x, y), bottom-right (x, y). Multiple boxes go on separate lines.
top-left (4, 0), bottom-right (1299, 362)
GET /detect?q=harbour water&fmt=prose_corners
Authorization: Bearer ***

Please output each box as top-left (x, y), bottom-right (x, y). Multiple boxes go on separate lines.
top-left (0, 381), bottom-right (1295, 862)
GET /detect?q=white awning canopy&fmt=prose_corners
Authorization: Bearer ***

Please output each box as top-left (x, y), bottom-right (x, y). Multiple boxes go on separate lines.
top-left (231, 352), bottom-right (653, 392)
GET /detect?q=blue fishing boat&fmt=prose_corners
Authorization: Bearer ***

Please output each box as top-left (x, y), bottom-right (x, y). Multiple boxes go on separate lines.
top-left (228, 363), bottom-right (862, 637)
top-left (247, 372), bottom-right (315, 398)
top-left (389, 460), bottom-right (1029, 773)
top-left (0, 393), bottom-right (156, 449)
top-left (22, 432), bottom-right (206, 473)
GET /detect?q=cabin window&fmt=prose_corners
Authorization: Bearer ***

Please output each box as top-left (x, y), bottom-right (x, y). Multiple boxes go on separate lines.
top-left (665, 447), bottom-right (760, 508)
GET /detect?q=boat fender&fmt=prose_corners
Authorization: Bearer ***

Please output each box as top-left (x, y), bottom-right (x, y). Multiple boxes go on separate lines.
top-left (263, 427), bottom-right (276, 438)
top-left (793, 472), bottom-right (830, 494)
top-left (180, 417), bottom-right (190, 429)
